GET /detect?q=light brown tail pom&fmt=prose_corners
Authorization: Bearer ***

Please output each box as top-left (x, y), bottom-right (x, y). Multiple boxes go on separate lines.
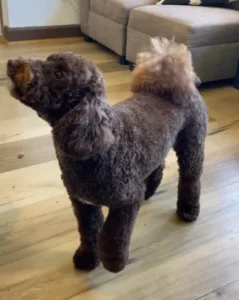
top-left (131, 38), bottom-right (200, 99)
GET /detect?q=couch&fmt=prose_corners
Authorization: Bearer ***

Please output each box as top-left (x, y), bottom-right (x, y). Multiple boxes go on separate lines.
top-left (80, 0), bottom-right (239, 83)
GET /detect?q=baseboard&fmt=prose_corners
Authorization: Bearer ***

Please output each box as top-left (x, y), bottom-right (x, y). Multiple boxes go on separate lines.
top-left (4, 24), bottom-right (82, 42)
top-left (0, 35), bottom-right (5, 44)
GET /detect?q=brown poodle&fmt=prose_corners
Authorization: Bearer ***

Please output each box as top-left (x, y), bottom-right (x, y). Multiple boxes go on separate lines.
top-left (7, 38), bottom-right (207, 273)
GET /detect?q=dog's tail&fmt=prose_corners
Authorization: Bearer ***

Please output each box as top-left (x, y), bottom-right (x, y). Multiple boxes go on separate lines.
top-left (131, 38), bottom-right (200, 104)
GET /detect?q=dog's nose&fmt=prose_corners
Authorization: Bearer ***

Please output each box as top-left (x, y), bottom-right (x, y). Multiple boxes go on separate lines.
top-left (7, 59), bottom-right (13, 69)
top-left (7, 59), bottom-right (26, 79)
top-left (7, 59), bottom-right (21, 71)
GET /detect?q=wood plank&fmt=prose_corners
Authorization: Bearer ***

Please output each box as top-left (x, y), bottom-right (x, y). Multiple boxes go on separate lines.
top-left (197, 280), bottom-right (239, 300)
top-left (0, 134), bottom-right (55, 173)
top-left (0, 161), bottom-right (64, 210)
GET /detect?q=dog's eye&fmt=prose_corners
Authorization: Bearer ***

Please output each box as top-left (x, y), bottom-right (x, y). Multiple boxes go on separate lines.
top-left (55, 71), bottom-right (63, 79)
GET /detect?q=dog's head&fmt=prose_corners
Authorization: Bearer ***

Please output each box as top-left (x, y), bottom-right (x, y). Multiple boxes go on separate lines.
top-left (7, 52), bottom-right (106, 125)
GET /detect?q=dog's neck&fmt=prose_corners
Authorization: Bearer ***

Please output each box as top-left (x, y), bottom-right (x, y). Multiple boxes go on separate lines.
top-left (40, 87), bottom-right (109, 127)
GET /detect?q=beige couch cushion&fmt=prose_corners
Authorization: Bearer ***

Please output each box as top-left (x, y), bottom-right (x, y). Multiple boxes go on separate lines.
top-left (128, 5), bottom-right (239, 47)
top-left (90, 0), bottom-right (157, 25)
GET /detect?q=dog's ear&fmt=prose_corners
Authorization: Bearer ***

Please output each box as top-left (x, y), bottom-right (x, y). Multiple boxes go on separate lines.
top-left (53, 101), bottom-right (114, 160)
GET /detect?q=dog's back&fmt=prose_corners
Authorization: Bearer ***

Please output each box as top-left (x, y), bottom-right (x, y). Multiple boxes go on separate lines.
top-left (109, 37), bottom-right (207, 191)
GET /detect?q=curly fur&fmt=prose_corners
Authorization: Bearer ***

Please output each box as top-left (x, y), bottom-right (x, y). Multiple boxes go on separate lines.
top-left (7, 38), bottom-right (207, 273)
top-left (132, 38), bottom-right (200, 105)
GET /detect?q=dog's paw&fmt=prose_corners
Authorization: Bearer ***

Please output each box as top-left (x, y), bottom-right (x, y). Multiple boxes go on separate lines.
top-left (177, 204), bottom-right (200, 222)
top-left (100, 252), bottom-right (128, 273)
top-left (102, 257), bottom-right (128, 273)
top-left (177, 206), bottom-right (199, 222)
top-left (73, 248), bottom-right (100, 271)
top-left (177, 210), bottom-right (198, 222)
top-left (144, 194), bottom-right (152, 201)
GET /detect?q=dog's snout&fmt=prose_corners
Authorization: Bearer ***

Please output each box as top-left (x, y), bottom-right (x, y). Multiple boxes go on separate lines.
top-left (7, 59), bottom-right (14, 69)
top-left (7, 59), bottom-right (22, 71)
top-left (7, 59), bottom-right (22, 78)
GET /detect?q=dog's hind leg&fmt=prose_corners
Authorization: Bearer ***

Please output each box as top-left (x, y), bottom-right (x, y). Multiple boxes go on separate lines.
top-left (71, 198), bottom-right (104, 270)
top-left (174, 117), bottom-right (207, 222)
top-left (145, 165), bottom-right (164, 200)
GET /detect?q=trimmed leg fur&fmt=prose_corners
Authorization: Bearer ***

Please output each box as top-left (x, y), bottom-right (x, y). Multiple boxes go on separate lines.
top-left (145, 165), bottom-right (164, 200)
top-left (99, 202), bottom-right (140, 273)
top-left (174, 119), bottom-right (206, 222)
top-left (71, 199), bottom-right (104, 270)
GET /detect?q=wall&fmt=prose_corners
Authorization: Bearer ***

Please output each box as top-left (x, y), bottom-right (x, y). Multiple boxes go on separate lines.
top-left (3, 0), bottom-right (80, 28)
top-left (1, 0), bottom-right (9, 26)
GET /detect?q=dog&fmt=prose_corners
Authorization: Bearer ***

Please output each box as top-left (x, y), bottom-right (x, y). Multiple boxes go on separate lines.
top-left (7, 38), bottom-right (207, 273)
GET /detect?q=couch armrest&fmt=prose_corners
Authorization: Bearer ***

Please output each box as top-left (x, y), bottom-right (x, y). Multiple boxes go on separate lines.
top-left (126, 0), bottom-right (158, 5)
top-left (80, 0), bottom-right (158, 35)
top-left (80, 0), bottom-right (90, 34)
top-left (123, 0), bottom-right (158, 11)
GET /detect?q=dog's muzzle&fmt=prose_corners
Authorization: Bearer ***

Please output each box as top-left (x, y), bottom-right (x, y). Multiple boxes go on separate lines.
top-left (7, 58), bottom-right (33, 88)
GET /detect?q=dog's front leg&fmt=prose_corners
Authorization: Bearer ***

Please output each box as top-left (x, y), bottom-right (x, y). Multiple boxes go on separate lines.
top-left (99, 202), bottom-right (140, 273)
top-left (71, 198), bottom-right (104, 270)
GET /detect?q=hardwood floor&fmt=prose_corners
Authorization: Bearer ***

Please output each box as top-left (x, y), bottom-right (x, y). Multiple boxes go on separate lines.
top-left (0, 37), bottom-right (239, 300)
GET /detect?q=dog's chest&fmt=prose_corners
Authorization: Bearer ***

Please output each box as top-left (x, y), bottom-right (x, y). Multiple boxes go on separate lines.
top-left (57, 153), bottom-right (112, 205)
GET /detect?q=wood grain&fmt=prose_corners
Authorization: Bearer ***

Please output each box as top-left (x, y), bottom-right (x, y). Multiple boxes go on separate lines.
top-left (0, 37), bottom-right (238, 300)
